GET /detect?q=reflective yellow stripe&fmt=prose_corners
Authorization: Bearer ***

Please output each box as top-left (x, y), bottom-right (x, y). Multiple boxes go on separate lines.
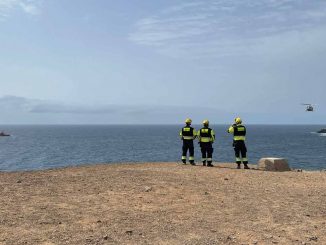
top-left (200, 137), bottom-right (212, 142)
top-left (211, 130), bottom-right (215, 142)
top-left (237, 127), bottom-right (245, 131)
top-left (234, 136), bottom-right (246, 141)
top-left (189, 156), bottom-right (194, 160)
top-left (202, 158), bottom-right (207, 161)
top-left (183, 128), bottom-right (191, 132)
top-left (183, 136), bottom-right (194, 140)
top-left (207, 158), bottom-right (212, 161)
top-left (193, 129), bottom-right (197, 136)
top-left (182, 156), bottom-right (186, 160)
top-left (201, 129), bottom-right (209, 133)
top-left (242, 158), bottom-right (248, 161)
top-left (236, 157), bottom-right (241, 161)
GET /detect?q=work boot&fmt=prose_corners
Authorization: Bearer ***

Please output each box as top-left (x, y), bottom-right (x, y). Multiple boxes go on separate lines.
top-left (244, 164), bottom-right (250, 169)
top-left (237, 164), bottom-right (241, 169)
top-left (182, 160), bottom-right (186, 165)
top-left (207, 163), bottom-right (214, 167)
top-left (190, 161), bottom-right (196, 166)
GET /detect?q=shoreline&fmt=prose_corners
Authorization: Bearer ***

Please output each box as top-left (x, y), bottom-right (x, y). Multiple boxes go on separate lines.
top-left (1, 161), bottom-right (326, 174)
top-left (0, 162), bottom-right (325, 244)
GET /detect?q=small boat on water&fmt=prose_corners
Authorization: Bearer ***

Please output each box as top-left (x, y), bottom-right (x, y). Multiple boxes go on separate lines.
top-left (317, 128), bottom-right (326, 133)
top-left (0, 131), bottom-right (10, 136)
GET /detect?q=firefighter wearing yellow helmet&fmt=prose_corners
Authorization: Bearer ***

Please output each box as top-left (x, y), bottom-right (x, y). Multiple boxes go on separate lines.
top-left (228, 117), bottom-right (249, 169)
top-left (197, 119), bottom-right (215, 167)
top-left (179, 118), bottom-right (197, 165)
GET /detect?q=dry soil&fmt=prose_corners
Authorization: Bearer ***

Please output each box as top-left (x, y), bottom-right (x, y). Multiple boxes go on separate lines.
top-left (0, 162), bottom-right (325, 245)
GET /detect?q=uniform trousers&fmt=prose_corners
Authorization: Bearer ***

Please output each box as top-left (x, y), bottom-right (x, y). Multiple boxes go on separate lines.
top-left (182, 140), bottom-right (194, 163)
top-left (233, 140), bottom-right (248, 164)
top-left (200, 142), bottom-right (213, 164)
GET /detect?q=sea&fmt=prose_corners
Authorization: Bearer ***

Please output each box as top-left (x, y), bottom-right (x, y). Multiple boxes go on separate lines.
top-left (0, 125), bottom-right (325, 172)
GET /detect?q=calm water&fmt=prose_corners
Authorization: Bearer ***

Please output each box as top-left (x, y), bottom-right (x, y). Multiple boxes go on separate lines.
top-left (0, 125), bottom-right (325, 171)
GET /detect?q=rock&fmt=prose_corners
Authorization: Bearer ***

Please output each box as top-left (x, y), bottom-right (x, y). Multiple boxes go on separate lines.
top-left (224, 178), bottom-right (229, 181)
top-left (125, 230), bottom-right (133, 235)
top-left (309, 236), bottom-right (318, 241)
top-left (17, 180), bottom-right (22, 183)
top-left (226, 235), bottom-right (235, 240)
top-left (258, 158), bottom-right (291, 171)
top-left (144, 186), bottom-right (152, 192)
top-left (85, 238), bottom-right (93, 242)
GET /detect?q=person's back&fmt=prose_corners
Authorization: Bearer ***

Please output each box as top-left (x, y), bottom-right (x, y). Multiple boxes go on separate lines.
top-left (198, 120), bottom-right (215, 167)
top-left (179, 118), bottom-right (197, 165)
top-left (228, 117), bottom-right (248, 169)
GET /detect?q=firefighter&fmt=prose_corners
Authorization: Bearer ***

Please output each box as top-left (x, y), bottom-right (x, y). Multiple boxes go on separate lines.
top-left (227, 117), bottom-right (249, 169)
top-left (179, 118), bottom-right (197, 165)
top-left (197, 120), bottom-right (215, 167)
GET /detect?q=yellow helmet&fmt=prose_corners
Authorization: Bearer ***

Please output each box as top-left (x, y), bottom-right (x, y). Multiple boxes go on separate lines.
top-left (235, 117), bottom-right (242, 124)
top-left (202, 119), bottom-right (209, 125)
top-left (185, 118), bottom-right (192, 124)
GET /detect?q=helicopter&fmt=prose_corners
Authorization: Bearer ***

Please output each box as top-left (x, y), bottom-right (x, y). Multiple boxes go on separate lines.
top-left (301, 103), bottom-right (314, 112)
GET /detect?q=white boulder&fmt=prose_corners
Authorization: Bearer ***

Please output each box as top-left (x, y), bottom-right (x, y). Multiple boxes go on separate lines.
top-left (258, 158), bottom-right (291, 171)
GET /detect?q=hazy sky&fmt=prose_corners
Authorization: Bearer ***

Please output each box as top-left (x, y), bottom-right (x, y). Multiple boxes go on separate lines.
top-left (1, 0), bottom-right (326, 124)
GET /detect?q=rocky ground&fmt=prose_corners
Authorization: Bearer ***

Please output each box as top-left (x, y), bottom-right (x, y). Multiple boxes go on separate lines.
top-left (0, 162), bottom-right (325, 245)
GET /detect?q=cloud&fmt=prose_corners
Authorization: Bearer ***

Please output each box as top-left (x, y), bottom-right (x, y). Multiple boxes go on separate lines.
top-left (0, 0), bottom-right (41, 19)
top-left (19, 1), bottom-right (40, 15)
top-left (129, 0), bottom-right (326, 58)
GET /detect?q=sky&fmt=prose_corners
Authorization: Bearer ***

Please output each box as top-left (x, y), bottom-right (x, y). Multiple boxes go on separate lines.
top-left (1, 0), bottom-right (326, 124)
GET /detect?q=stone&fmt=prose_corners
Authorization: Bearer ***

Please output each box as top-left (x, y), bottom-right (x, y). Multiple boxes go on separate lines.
top-left (144, 186), bottom-right (152, 192)
top-left (309, 236), bottom-right (318, 241)
top-left (258, 158), bottom-right (291, 171)
top-left (125, 230), bottom-right (133, 235)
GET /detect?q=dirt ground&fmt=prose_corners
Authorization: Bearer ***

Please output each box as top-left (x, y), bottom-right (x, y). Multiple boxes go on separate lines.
top-left (0, 162), bottom-right (325, 245)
